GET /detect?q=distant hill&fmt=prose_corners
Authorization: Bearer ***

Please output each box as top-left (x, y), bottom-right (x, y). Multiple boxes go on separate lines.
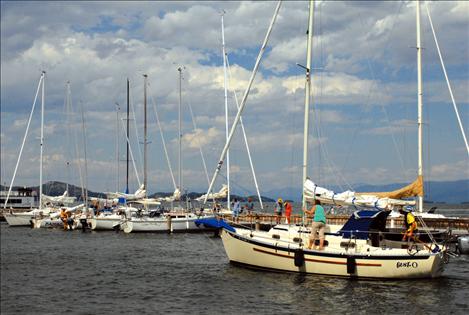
top-left (264, 179), bottom-right (469, 204)
top-left (0, 181), bottom-right (275, 202)
top-left (0, 181), bottom-right (106, 199)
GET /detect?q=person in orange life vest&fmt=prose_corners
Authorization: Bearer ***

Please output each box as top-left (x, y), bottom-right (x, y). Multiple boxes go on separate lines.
top-left (399, 207), bottom-right (417, 241)
top-left (59, 208), bottom-right (68, 230)
top-left (284, 201), bottom-right (292, 224)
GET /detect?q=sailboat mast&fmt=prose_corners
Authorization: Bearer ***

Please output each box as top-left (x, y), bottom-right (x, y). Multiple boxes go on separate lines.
top-left (39, 71), bottom-right (45, 211)
top-left (416, 0), bottom-right (424, 212)
top-left (178, 67), bottom-right (183, 202)
top-left (80, 101), bottom-right (89, 208)
top-left (126, 78), bottom-right (130, 193)
top-left (115, 103), bottom-right (120, 192)
top-left (302, 0), bottom-right (314, 210)
top-left (143, 74), bottom-right (148, 197)
top-left (221, 12), bottom-right (231, 211)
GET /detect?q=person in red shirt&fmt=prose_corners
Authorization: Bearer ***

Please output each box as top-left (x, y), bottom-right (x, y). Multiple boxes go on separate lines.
top-left (284, 201), bottom-right (292, 225)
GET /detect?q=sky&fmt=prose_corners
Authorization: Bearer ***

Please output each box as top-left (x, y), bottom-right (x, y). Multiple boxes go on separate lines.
top-left (1, 1), bottom-right (468, 198)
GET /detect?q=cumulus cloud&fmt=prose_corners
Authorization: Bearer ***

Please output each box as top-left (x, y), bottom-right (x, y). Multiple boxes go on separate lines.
top-left (1, 1), bottom-right (467, 193)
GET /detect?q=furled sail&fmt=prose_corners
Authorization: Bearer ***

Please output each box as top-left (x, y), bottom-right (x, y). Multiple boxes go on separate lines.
top-left (42, 190), bottom-right (76, 205)
top-left (105, 184), bottom-right (146, 201)
top-left (196, 184), bottom-right (228, 202)
top-left (303, 179), bottom-right (418, 209)
top-left (157, 188), bottom-right (181, 202)
top-left (356, 176), bottom-right (423, 199)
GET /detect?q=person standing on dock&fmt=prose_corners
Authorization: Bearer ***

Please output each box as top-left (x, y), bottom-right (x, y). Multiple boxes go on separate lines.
top-left (284, 201), bottom-right (292, 224)
top-left (275, 198), bottom-right (283, 224)
top-left (304, 200), bottom-right (326, 250)
top-left (245, 197), bottom-right (254, 215)
top-left (233, 198), bottom-right (241, 223)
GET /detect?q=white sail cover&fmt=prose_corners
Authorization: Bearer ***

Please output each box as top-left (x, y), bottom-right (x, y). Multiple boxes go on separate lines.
top-left (303, 179), bottom-right (416, 209)
top-left (196, 184), bottom-right (228, 202)
top-left (49, 203), bottom-right (85, 219)
top-left (156, 188), bottom-right (181, 202)
top-left (105, 184), bottom-right (146, 201)
top-left (42, 191), bottom-right (76, 205)
top-left (133, 198), bottom-right (161, 206)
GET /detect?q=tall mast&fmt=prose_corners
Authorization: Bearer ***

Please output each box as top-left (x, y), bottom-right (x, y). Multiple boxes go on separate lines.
top-left (65, 81), bottom-right (71, 194)
top-left (302, 0), bottom-right (314, 210)
top-left (126, 78), bottom-right (130, 193)
top-left (221, 12), bottom-right (231, 211)
top-left (115, 102), bottom-right (120, 193)
top-left (178, 67), bottom-right (183, 202)
top-left (143, 74), bottom-right (148, 197)
top-left (80, 101), bottom-right (89, 208)
top-left (39, 71), bottom-right (45, 211)
top-left (416, 0), bottom-right (424, 212)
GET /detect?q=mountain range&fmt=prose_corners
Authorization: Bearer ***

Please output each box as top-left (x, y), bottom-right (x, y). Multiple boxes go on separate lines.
top-left (1, 179), bottom-right (467, 204)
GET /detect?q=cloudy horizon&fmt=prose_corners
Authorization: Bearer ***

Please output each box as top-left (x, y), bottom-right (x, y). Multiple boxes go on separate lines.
top-left (1, 1), bottom-right (468, 198)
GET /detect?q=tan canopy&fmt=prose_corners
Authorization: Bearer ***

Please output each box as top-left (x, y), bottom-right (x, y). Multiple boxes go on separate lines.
top-left (357, 176), bottom-right (423, 199)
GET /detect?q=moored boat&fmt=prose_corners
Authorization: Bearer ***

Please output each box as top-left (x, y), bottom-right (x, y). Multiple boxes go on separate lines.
top-left (120, 211), bottom-right (215, 233)
top-left (198, 210), bottom-right (448, 279)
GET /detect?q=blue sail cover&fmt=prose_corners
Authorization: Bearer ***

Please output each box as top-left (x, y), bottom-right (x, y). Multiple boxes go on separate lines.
top-left (194, 217), bottom-right (236, 232)
top-left (338, 210), bottom-right (389, 239)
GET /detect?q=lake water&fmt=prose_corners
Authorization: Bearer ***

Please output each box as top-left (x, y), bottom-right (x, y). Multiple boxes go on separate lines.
top-left (1, 222), bottom-right (468, 314)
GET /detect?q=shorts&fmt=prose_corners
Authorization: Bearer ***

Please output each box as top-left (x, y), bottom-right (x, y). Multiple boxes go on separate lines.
top-left (233, 210), bottom-right (239, 218)
top-left (310, 221), bottom-right (325, 240)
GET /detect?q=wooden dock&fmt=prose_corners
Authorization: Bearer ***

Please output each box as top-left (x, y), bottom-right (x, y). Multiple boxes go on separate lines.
top-left (219, 213), bottom-right (469, 234)
top-left (2, 209), bottom-right (468, 234)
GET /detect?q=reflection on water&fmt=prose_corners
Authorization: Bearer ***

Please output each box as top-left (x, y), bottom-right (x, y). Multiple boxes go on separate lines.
top-left (1, 223), bottom-right (468, 314)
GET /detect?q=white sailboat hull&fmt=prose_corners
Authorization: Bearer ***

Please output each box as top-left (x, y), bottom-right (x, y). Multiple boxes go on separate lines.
top-left (121, 214), bottom-right (215, 233)
top-left (220, 229), bottom-right (446, 279)
top-left (89, 215), bottom-right (122, 230)
top-left (4, 212), bottom-right (34, 226)
top-left (4, 208), bottom-right (53, 226)
top-left (31, 218), bottom-right (82, 230)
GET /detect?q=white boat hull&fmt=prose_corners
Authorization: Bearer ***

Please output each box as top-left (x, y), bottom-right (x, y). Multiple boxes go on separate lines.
top-left (4, 213), bottom-right (34, 226)
top-left (220, 229), bottom-right (446, 279)
top-left (89, 215), bottom-right (122, 230)
top-left (121, 214), bottom-right (215, 233)
top-left (31, 218), bottom-right (82, 230)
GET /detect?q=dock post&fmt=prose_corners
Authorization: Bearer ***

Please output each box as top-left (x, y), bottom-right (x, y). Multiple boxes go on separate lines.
top-left (167, 215), bottom-right (172, 233)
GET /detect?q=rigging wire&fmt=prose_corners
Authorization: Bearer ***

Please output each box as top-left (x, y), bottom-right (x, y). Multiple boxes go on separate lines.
top-left (181, 78), bottom-right (211, 187)
top-left (356, 3), bottom-right (409, 180)
top-left (119, 118), bottom-right (142, 187)
top-left (147, 83), bottom-right (178, 191)
top-left (128, 82), bottom-right (144, 182)
top-left (311, 1), bottom-right (352, 192)
top-left (338, 2), bottom-right (407, 185)
top-left (425, 2), bottom-right (469, 157)
top-left (3, 74), bottom-right (43, 208)
top-left (225, 56), bottom-right (264, 209)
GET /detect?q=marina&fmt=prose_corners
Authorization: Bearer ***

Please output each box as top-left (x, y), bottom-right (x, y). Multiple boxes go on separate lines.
top-left (1, 0), bottom-right (468, 313)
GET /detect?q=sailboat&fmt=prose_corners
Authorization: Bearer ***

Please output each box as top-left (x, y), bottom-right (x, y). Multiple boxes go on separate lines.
top-left (3, 71), bottom-right (54, 226)
top-left (118, 72), bottom-right (215, 233)
top-left (196, 0), bottom-right (455, 279)
top-left (31, 82), bottom-right (89, 230)
top-left (89, 78), bottom-right (143, 231)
